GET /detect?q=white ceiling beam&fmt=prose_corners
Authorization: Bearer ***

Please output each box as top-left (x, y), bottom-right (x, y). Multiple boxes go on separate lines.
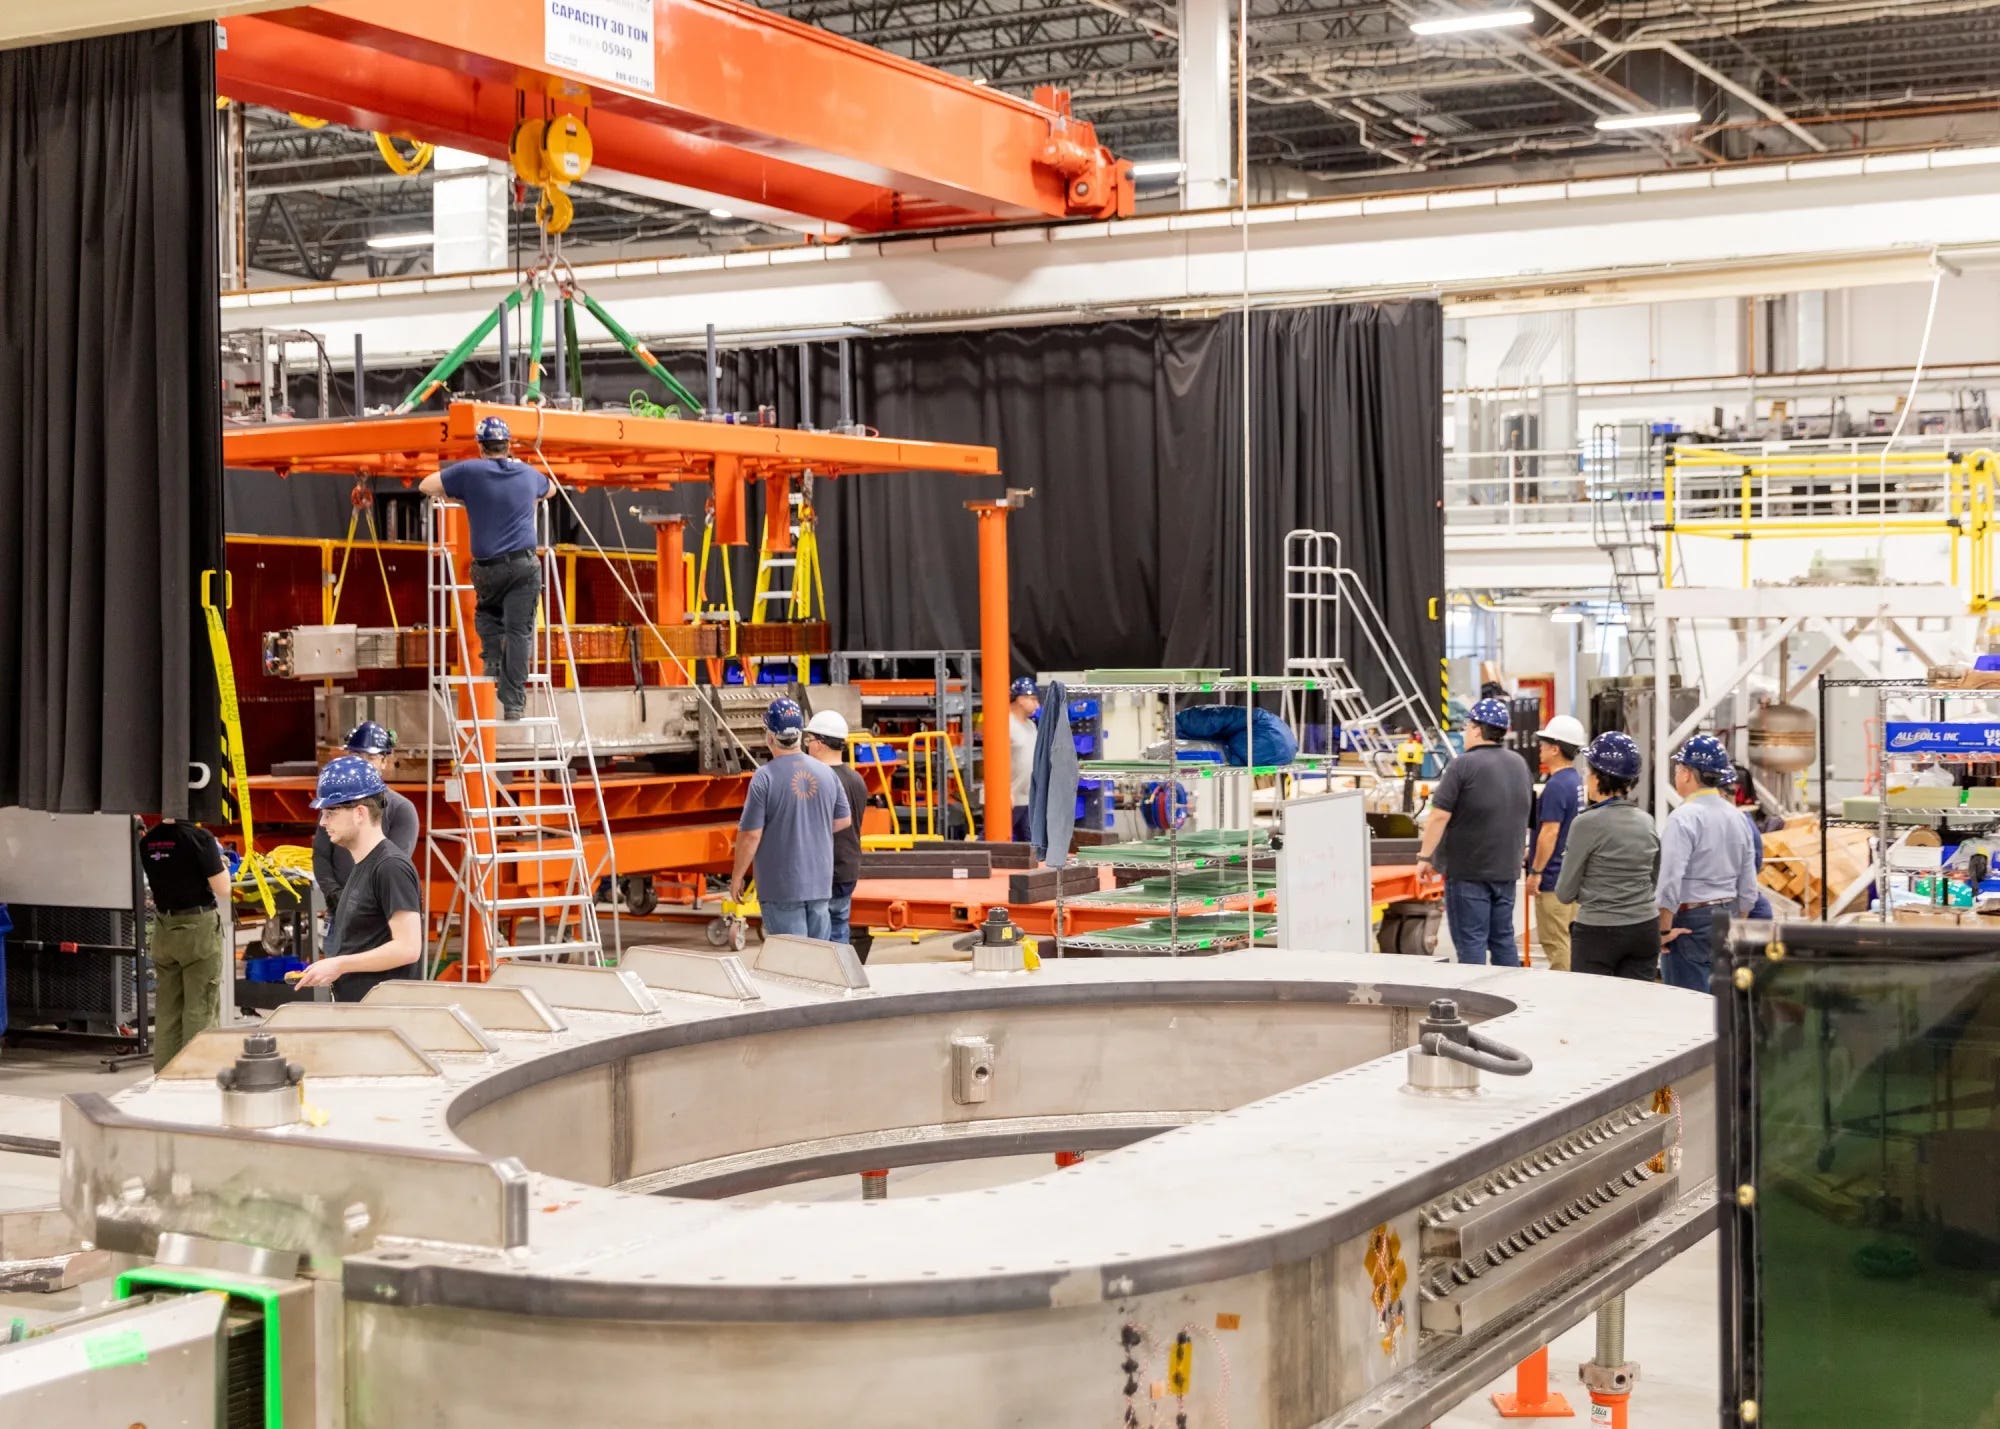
top-left (221, 146), bottom-right (2000, 361)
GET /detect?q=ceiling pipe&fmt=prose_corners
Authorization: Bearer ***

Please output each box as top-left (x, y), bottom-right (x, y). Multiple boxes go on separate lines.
top-left (1525, 0), bottom-right (1829, 152)
top-left (1076, 0), bottom-right (1430, 168)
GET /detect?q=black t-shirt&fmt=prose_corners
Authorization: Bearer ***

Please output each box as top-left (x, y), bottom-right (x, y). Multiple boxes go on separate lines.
top-left (323, 840), bottom-right (423, 1003)
top-left (1429, 743), bottom-right (1534, 883)
top-left (829, 762), bottom-right (869, 886)
top-left (138, 822), bottom-right (225, 913)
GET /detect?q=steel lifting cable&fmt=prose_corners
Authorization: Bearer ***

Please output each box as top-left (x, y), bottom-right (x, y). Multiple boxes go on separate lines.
top-left (519, 414), bottom-right (762, 769)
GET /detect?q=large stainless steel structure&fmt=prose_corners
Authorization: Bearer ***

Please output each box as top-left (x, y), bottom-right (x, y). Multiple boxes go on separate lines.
top-left (47, 950), bottom-right (1716, 1426)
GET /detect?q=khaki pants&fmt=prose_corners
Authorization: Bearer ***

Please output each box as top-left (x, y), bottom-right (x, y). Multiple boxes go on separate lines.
top-left (1534, 891), bottom-right (1577, 972)
top-left (150, 909), bottom-right (222, 1071)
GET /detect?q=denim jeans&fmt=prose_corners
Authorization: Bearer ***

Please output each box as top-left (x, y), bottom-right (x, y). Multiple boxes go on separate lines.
top-left (1663, 905), bottom-right (1724, 993)
top-left (760, 898), bottom-right (830, 941)
top-left (827, 881), bottom-right (856, 946)
top-left (1444, 878), bottom-right (1521, 967)
top-left (470, 550), bottom-right (541, 717)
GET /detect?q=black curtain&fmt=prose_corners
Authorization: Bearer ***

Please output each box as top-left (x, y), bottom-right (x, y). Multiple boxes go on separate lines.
top-left (253, 302), bottom-right (1442, 707)
top-left (0, 26), bottom-right (225, 817)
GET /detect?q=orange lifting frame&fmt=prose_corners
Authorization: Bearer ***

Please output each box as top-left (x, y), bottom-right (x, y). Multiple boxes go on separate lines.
top-left (222, 401), bottom-right (1001, 545)
top-left (217, 0), bottom-right (1133, 233)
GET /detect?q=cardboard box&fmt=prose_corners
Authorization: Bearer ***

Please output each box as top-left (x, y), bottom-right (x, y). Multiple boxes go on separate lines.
top-left (1893, 906), bottom-right (1962, 927)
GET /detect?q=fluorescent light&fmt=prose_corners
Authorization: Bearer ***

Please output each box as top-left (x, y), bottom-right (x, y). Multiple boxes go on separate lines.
top-left (1595, 109), bottom-right (1703, 131)
top-left (1549, 610), bottom-right (1586, 624)
top-left (365, 232), bottom-right (432, 250)
top-left (1129, 159), bottom-right (1186, 179)
top-left (708, 207), bottom-right (734, 219)
top-left (1409, 9), bottom-right (1532, 35)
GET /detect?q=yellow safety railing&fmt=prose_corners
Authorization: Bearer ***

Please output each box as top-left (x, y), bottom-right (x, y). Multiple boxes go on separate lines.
top-left (1659, 442), bottom-right (1995, 606)
top-left (865, 731), bottom-right (976, 842)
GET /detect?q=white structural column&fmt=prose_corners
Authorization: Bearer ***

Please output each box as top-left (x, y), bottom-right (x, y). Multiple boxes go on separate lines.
top-left (1178, 0), bottom-right (1232, 210)
top-left (431, 148), bottom-right (508, 276)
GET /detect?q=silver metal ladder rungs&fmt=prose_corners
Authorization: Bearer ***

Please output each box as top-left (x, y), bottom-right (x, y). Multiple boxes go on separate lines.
top-left (459, 805), bottom-right (577, 819)
top-left (461, 715), bottom-right (563, 728)
top-left (486, 893), bottom-right (595, 910)
top-left (472, 844), bottom-right (585, 863)
top-left (480, 757), bottom-right (575, 773)
top-left (494, 940), bottom-right (604, 961)
top-left (437, 673), bottom-right (556, 686)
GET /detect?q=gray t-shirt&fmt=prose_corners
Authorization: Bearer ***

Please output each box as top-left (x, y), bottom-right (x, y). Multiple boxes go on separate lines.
top-left (1428, 743), bottom-right (1533, 882)
top-left (1553, 797), bottom-right (1662, 926)
top-left (740, 752), bottom-right (851, 906)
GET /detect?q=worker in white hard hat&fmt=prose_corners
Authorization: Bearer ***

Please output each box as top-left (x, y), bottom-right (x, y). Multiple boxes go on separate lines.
top-left (1527, 714), bottom-right (1588, 972)
top-left (803, 709), bottom-right (870, 951)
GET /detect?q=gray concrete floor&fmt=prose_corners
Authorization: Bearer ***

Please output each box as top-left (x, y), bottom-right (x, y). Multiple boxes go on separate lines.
top-left (0, 933), bottom-right (1720, 1423)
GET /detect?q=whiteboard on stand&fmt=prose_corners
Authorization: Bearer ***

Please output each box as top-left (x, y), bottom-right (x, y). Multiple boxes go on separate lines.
top-left (1276, 789), bottom-right (1370, 953)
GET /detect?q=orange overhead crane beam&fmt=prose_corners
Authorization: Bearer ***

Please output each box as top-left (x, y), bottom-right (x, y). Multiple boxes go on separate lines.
top-left (216, 0), bottom-right (1134, 234)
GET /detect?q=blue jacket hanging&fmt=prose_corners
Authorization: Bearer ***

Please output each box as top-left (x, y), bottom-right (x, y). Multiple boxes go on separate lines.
top-left (1026, 679), bottom-right (1077, 867)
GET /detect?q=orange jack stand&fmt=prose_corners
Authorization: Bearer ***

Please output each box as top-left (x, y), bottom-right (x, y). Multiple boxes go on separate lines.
top-left (1492, 1346), bottom-right (1574, 1418)
top-left (1584, 1389), bottom-right (1631, 1429)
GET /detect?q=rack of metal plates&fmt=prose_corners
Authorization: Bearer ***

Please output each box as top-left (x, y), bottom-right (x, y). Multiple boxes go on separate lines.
top-left (1053, 670), bottom-right (1332, 956)
top-left (1817, 677), bottom-right (2000, 924)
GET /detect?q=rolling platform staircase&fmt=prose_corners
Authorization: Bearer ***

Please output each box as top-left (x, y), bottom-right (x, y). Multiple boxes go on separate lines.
top-left (424, 502), bottom-right (608, 975)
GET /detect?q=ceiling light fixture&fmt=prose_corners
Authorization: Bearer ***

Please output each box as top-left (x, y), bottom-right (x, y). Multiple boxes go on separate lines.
top-left (1549, 610), bottom-right (1586, 624)
top-left (1409, 9), bottom-right (1532, 35)
top-left (708, 207), bottom-right (734, 219)
top-left (1595, 109), bottom-right (1703, 130)
top-left (1129, 159), bottom-right (1186, 179)
top-left (365, 232), bottom-right (432, 250)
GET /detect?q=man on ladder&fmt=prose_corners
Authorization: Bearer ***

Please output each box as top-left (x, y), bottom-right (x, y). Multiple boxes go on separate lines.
top-left (419, 417), bottom-right (555, 723)
top-left (311, 721), bottom-right (419, 917)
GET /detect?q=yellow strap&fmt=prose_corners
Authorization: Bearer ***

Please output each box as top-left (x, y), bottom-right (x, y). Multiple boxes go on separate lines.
top-left (364, 502), bottom-right (400, 629)
top-left (327, 505), bottom-right (362, 623)
top-left (200, 571), bottom-right (276, 917)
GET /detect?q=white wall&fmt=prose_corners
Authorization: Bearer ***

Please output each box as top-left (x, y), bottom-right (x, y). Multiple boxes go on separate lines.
top-left (1455, 270), bottom-right (2000, 443)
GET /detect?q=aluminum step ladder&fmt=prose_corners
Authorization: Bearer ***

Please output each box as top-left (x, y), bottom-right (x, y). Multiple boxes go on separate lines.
top-left (424, 500), bottom-right (607, 973)
top-left (1282, 528), bottom-right (1452, 779)
top-left (1588, 424), bottom-right (1681, 681)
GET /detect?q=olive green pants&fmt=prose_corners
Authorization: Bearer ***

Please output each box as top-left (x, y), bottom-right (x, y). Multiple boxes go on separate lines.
top-left (151, 909), bottom-right (222, 1072)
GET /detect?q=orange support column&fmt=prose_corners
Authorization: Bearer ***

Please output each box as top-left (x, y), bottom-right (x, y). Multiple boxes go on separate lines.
top-left (1492, 1346), bottom-right (1574, 1418)
top-left (653, 517), bottom-right (688, 686)
top-left (966, 492), bottom-right (1028, 843)
top-left (438, 503), bottom-right (498, 982)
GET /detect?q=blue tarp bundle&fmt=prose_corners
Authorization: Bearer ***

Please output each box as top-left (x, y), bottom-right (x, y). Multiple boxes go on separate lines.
top-left (1174, 705), bottom-right (1299, 767)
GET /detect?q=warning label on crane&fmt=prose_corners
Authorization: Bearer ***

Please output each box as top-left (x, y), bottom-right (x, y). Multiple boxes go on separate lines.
top-left (545, 0), bottom-right (655, 94)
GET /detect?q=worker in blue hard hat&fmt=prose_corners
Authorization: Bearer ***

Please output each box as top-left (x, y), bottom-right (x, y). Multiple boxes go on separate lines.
top-left (1655, 733), bottom-right (1760, 993)
top-left (297, 756), bottom-right (423, 1000)
top-left (728, 699), bottom-right (853, 941)
top-left (312, 721), bottom-right (419, 917)
top-left (1554, 732), bottom-right (1663, 981)
top-left (418, 414), bottom-right (556, 723)
top-left (1417, 696), bottom-right (1533, 967)
top-left (1008, 676), bottom-right (1040, 843)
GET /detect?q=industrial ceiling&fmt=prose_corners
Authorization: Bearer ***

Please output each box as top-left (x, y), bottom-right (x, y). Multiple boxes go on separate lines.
top-left (235, 0), bottom-right (2000, 284)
